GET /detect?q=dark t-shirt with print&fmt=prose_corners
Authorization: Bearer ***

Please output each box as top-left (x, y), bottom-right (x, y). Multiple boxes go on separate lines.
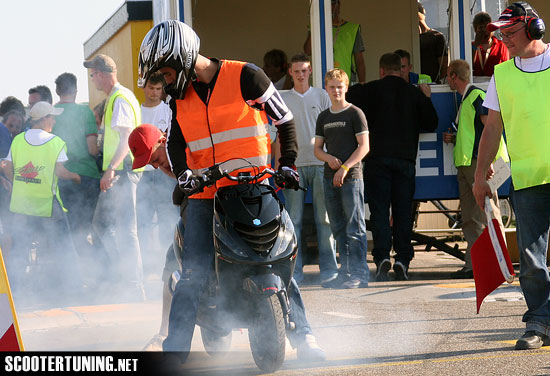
top-left (315, 104), bottom-right (368, 180)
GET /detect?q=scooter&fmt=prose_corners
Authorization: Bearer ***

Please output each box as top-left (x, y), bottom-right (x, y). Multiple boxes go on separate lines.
top-left (169, 162), bottom-right (300, 372)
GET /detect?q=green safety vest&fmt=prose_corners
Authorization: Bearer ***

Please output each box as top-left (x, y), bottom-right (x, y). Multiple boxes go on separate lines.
top-left (454, 87), bottom-right (508, 167)
top-left (494, 59), bottom-right (550, 190)
top-left (9, 132), bottom-right (66, 217)
top-left (333, 22), bottom-right (359, 81)
top-left (103, 85), bottom-right (143, 172)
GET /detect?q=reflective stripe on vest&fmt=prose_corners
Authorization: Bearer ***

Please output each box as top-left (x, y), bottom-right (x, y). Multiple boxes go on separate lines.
top-left (103, 86), bottom-right (143, 172)
top-left (9, 132), bottom-right (66, 217)
top-left (187, 124), bottom-right (268, 152)
top-left (333, 22), bottom-right (359, 80)
top-left (454, 87), bottom-right (508, 167)
top-left (176, 60), bottom-right (271, 199)
top-left (494, 60), bottom-right (550, 190)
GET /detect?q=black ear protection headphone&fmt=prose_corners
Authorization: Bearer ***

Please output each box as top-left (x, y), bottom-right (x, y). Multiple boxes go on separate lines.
top-left (516, 2), bottom-right (545, 40)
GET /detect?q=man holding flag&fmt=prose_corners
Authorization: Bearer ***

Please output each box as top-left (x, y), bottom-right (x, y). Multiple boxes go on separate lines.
top-left (473, 2), bottom-right (550, 350)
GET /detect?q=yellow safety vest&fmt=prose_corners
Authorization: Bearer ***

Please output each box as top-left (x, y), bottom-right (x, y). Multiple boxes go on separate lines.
top-left (494, 59), bottom-right (550, 190)
top-left (9, 132), bottom-right (66, 217)
top-left (454, 87), bottom-right (508, 167)
top-left (333, 22), bottom-right (360, 81)
top-left (103, 85), bottom-right (143, 172)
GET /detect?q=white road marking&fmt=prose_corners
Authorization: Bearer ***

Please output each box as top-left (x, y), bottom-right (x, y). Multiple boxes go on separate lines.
top-left (323, 311), bottom-right (364, 319)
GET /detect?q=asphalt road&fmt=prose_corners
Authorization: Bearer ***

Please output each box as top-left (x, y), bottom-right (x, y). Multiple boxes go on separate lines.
top-left (14, 250), bottom-right (550, 375)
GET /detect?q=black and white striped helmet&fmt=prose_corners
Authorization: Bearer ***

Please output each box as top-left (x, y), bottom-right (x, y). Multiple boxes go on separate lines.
top-left (138, 20), bottom-right (200, 99)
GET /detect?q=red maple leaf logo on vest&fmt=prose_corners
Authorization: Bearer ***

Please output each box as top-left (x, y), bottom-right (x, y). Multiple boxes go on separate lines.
top-left (19, 162), bottom-right (40, 179)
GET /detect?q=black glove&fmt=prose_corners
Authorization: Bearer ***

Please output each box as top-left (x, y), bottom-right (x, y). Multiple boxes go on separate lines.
top-left (275, 165), bottom-right (300, 191)
top-left (177, 169), bottom-right (202, 195)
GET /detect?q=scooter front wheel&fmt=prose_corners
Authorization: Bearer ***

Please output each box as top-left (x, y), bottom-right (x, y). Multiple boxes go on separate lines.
top-left (248, 294), bottom-right (285, 372)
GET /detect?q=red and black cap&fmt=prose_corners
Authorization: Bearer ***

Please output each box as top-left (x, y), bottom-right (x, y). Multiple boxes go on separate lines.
top-left (487, 2), bottom-right (540, 31)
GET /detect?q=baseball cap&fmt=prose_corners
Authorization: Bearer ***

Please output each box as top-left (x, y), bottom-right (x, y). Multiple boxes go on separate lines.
top-left (29, 101), bottom-right (64, 121)
top-left (83, 54), bottom-right (117, 72)
top-left (487, 2), bottom-right (539, 31)
top-left (129, 124), bottom-right (162, 169)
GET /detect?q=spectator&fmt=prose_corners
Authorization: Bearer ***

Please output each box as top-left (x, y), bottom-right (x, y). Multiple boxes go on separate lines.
top-left (52, 72), bottom-right (102, 270)
top-left (93, 99), bottom-right (106, 175)
top-left (314, 68), bottom-right (370, 289)
top-left (93, 99), bottom-right (106, 131)
top-left (0, 96), bottom-right (25, 119)
top-left (304, 0), bottom-right (366, 84)
top-left (473, 2), bottom-right (550, 350)
top-left (347, 53), bottom-right (438, 281)
top-left (84, 54), bottom-right (145, 301)
top-left (2, 110), bottom-right (25, 139)
top-left (472, 11), bottom-right (510, 78)
top-left (26, 86), bottom-right (53, 132)
top-left (0, 115), bottom-right (14, 251)
top-left (28, 85), bottom-right (53, 107)
top-left (443, 59), bottom-right (508, 279)
top-left (278, 53), bottom-right (338, 287)
top-left (0, 102), bottom-right (25, 253)
top-left (263, 49), bottom-right (293, 90)
top-left (418, 2), bottom-right (448, 83)
top-left (394, 49), bottom-right (432, 84)
top-left (3, 101), bottom-right (82, 296)
top-left (128, 124), bottom-right (182, 351)
top-left (138, 20), bottom-right (325, 361)
top-left (0, 120), bottom-right (10, 158)
top-left (137, 71), bottom-right (178, 275)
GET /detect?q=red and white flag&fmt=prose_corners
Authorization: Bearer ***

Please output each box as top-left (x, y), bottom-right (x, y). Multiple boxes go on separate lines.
top-left (0, 248), bottom-right (23, 351)
top-left (471, 196), bottom-right (515, 313)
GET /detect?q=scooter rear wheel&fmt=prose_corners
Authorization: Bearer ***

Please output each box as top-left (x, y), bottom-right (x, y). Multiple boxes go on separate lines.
top-left (200, 327), bottom-right (232, 356)
top-left (248, 294), bottom-right (285, 372)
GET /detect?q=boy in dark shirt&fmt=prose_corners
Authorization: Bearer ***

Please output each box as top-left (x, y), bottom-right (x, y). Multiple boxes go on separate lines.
top-left (314, 68), bottom-right (370, 289)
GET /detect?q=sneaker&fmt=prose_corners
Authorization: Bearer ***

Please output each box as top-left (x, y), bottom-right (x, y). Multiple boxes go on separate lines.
top-left (143, 334), bottom-right (166, 351)
top-left (297, 334), bottom-right (326, 362)
top-left (375, 259), bottom-right (391, 281)
top-left (320, 275), bottom-right (338, 288)
top-left (321, 274), bottom-right (346, 289)
top-left (450, 268), bottom-right (474, 279)
top-left (393, 261), bottom-right (409, 281)
top-left (515, 331), bottom-right (550, 350)
top-left (341, 278), bottom-right (368, 289)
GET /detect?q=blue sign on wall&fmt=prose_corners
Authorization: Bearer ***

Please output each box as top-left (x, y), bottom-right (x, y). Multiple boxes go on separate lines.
top-left (414, 90), bottom-right (510, 200)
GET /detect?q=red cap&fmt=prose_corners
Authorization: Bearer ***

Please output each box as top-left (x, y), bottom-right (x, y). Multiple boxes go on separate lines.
top-left (129, 124), bottom-right (162, 169)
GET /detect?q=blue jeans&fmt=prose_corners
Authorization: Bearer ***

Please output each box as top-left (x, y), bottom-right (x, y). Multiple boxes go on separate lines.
top-left (92, 167), bottom-right (143, 288)
top-left (136, 170), bottom-right (179, 267)
top-left (284, 166), bottom-right (337, 282)
top-left (323, 177), bottom-right (369, 282)
top-left (163, 199), bottom-right (313, 353)
top-left (58, 176), bottom-right (101, 253)
top-left (364, 157), bottom-right (416, 267)
top-left (510, 183), bottom-right (550, 335)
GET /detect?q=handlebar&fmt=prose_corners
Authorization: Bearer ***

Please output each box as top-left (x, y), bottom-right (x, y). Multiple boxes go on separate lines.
top-left (184, 163), bottom-right (305, 196)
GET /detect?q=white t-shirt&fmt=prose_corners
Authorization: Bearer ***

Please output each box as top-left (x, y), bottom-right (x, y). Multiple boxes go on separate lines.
top-left (141, 101), bottom-right (172, 171)
top-left (109, 83), bottom-right (137, 130)
top-left (281, 87), bottom-right (331, 167)
top-left (6, 129), bottom-right (68, 162)
top-left (483, 44), bottom-right (550, 111)
top-left (273, 75), bottom-right (286, 90)
top-left (141, 101), bottom-right (172, 132)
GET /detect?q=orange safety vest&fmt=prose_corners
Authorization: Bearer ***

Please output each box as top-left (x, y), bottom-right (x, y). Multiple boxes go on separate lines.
top-left (176, 60), bottom-right (271, 199)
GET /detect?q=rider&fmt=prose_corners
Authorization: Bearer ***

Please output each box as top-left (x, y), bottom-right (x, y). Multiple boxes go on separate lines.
top-left (137, 20), bottom-right (326, 362)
